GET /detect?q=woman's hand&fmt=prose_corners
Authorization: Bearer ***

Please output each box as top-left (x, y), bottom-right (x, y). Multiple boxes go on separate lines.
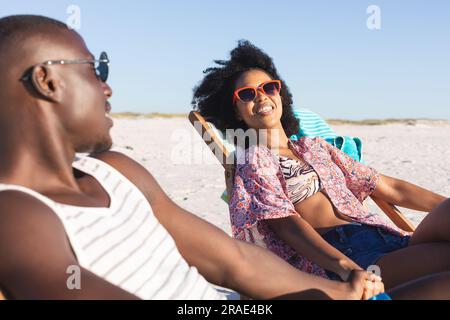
top-left (346, 270), bottom-right (385, 300)
top-left (362, 273), bottom-right (385, 300)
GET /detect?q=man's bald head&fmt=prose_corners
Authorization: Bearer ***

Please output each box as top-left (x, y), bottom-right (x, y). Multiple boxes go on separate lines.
top-left (0, 15), bottom-right (70, 61)
top-left (0, 14), bottom-right (67, 34)
top-left (0, 15), bottom-right (87, 86)
top-left (0, 15), bottom-right (114, 155)
top-left (0, 14), bottom-right (85, 111)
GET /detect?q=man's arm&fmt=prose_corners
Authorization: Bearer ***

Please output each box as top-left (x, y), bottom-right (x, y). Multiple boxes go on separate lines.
top-left (0, 191), bottom-right (138, 300)
top-left (96, 151), bottom-right (372, 299)
top-left (372, 174), bottom-right (446, 212)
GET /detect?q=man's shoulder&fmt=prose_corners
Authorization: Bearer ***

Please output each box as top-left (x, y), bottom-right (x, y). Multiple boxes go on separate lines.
top-left (0, 188), bottom-right (56, 218)
top-left (90, 151), bottom-right (147, 180)
top-left (0, 190), bottom-right (81, 299)
top-left (0, 189), bottom-right (71, 273)
top-left (91, 150), bottom-right (139, 169)
top-left (90, 151), bottom-right (158, 200)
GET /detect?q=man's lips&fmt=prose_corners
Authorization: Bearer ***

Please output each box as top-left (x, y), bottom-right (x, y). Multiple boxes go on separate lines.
top-left (105, 102), bottom-right (113, 127)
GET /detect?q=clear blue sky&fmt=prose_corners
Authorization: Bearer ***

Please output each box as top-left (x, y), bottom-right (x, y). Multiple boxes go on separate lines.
top-left (2, 0), bottom-right (449, 119)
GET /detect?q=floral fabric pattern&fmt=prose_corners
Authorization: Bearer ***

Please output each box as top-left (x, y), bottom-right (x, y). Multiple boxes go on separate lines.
top-left (229, 137), bottom-right (410, 278)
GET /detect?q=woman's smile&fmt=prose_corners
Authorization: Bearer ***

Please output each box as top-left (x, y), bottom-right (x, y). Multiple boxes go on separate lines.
top-left (254, 102), bottom-right (275, 116)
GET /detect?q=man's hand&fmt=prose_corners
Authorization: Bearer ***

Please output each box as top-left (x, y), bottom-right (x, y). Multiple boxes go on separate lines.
top-left (337, 258), bottom-right (364, 281)
top-left (346, 270), bottom-right (385, 300)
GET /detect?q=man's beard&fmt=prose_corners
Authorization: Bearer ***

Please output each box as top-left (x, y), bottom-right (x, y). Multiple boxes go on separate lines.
top-left (90, 137), bottom-right (113, 155)
top-left (76, 135), bottom-right (113, 155)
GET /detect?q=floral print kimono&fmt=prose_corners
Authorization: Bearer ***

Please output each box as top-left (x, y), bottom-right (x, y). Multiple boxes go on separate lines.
top-left (229, 137), bottom-right (411, 278)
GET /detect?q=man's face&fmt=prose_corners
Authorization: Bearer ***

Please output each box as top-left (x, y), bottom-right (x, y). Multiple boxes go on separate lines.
top-left (17, 30), bottom-right (114, 154)
top-left (53, 31), bottom-right (114, 154)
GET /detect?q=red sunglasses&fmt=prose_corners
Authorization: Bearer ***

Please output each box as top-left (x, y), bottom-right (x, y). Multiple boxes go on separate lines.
top-left (233, 80), bottom-right (281, 105)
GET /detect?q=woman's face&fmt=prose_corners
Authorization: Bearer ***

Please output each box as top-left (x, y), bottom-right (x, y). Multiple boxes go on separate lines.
top-left (233, 69), bottom-right (283, 131)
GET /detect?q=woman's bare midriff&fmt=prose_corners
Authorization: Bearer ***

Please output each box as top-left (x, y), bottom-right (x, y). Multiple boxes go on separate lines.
top-left (278, 149), bottom-right (355, 235)
top-left (293, 189), bottom-right (354, 235)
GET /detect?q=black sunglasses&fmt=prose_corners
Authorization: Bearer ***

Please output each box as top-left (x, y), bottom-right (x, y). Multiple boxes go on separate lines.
top-left (21, 51), bottom-right (110, 82)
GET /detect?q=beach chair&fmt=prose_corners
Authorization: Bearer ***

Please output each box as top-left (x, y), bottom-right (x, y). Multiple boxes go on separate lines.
top-left (188, 110), bottom-right (416, 233)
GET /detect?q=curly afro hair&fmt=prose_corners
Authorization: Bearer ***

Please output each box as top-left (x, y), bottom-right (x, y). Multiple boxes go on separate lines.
top-left (192, 40), bottom-right (299, 137)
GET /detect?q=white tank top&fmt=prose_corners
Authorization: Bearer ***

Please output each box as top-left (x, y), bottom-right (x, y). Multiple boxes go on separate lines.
top-left (0, 155), bottom-right (224, 300)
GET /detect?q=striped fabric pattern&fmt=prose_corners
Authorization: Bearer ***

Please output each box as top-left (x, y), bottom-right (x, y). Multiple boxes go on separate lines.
top-left (0, 156), bottom-right (223, 300)
top-left (291, 108), bottom-right (337, 140)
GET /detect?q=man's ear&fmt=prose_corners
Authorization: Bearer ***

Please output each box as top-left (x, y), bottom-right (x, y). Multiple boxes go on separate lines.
top-left (29, 65), bottom-right (63, 102)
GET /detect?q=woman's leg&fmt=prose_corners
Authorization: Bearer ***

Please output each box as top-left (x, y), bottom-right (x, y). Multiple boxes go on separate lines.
top-left (375, 242), bottom-right (450, 289)
top-left (409, 197), bottom-right (450, 245)
top-left (388, 271), bottom-right (450, 300)
top-left (373, 198), bottom-right (450, 289)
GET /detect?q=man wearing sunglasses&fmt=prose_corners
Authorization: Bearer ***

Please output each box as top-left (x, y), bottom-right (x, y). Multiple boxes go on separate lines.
top-left (0, 15), bottom-right (388, 300)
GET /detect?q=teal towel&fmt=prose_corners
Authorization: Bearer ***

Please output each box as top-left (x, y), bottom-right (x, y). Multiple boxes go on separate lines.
top-left (221, 190), bottom-right (228, 203)
top-left (290, 108), bottom-right (337, 141)
top-left (291, 108), bottom-right (364, 163)
top-left (325, 136), bottom-right (364, 163)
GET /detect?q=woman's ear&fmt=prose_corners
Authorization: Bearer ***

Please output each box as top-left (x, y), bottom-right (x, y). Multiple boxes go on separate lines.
top-left (30, 65), bottom-right (63, 102)
top-left (235, 109), bottom-right (243, 122)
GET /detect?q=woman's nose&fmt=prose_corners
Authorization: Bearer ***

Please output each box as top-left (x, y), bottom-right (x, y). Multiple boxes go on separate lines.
top-left (255, 89), bottom-right (268, 103)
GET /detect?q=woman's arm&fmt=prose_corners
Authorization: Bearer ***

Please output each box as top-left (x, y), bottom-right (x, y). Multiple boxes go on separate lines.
top-left (372, 174), bottom-right (446, 212)
top-left (267, 215), bottom-right (363, 281)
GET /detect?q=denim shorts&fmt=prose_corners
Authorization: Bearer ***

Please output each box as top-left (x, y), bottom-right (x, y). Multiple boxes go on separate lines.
top-left (322, 223), bottom-right (410, 280)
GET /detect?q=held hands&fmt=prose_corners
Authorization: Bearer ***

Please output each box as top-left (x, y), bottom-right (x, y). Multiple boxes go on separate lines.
top-left (362, 273), bottom-right (385, 300)
top-left (347, 270), bottom-right (385, 300)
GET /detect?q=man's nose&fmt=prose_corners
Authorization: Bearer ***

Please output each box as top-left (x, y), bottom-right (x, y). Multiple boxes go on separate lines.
top-left (102, 81), bottom-right (113, 98)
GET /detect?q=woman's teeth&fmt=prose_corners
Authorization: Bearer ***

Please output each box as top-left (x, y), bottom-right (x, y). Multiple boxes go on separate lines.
top-left (256, 105), bottom-right (274, 115)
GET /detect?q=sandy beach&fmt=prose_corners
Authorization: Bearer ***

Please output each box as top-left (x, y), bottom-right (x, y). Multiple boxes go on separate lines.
top-left (110, 117), bottom-right (450, 233)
